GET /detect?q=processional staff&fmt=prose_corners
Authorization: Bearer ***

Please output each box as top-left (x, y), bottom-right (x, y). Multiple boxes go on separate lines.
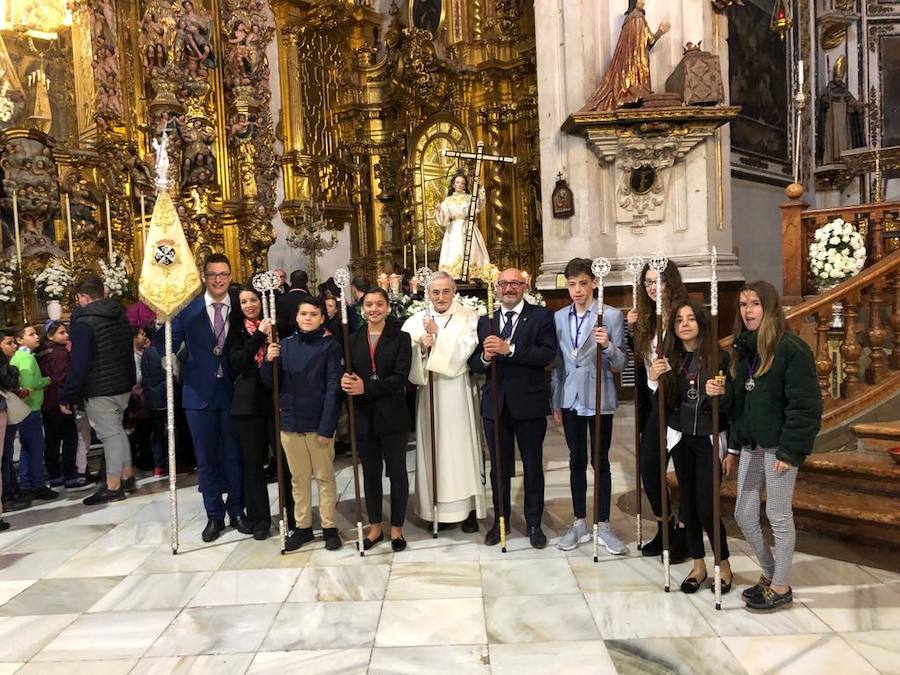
top-left (483, 264), bottom-right (508, 552)
top-left (626, 255), bottom-right (644, 551)
top-left (335, 268), bottom-right (367, 556)
top-left (416, 266), bottom-right (440, 539)
top-left (591, 256), bottom-right (611, 563)
top-left (253, 271), bottom-right (288, 554)
top-left (649, 253), bottom-right (672, 592)
top-left (138, 129), bottom-right (202, 555)
top-left (709, 247), bottom-right (724, 610)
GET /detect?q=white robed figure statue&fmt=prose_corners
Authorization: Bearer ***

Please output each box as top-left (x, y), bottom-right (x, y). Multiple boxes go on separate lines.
top-left (435, 172), bottom-right (490, 275)
top-left (402, 271), bottom-right (486, 529)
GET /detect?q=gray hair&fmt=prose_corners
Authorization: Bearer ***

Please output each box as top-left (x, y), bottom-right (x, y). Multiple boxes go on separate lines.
top-left (429, 270), bottom-right (457, 292)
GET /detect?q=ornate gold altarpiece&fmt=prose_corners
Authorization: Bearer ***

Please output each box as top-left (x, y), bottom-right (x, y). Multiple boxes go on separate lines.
top-left (0, 0), bottom-right (542, 324)
top-left (273, 0), bottom-right (542, 280)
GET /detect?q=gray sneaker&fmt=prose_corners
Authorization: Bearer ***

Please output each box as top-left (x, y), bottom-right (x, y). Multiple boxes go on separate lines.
top-left (598, 522), bottom-right (627, 555)
top-left (557, 518), bottom-right (592, 551)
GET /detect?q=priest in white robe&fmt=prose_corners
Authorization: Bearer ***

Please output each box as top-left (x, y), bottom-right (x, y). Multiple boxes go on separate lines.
top-left (402, 271), bottom-right (486, 532)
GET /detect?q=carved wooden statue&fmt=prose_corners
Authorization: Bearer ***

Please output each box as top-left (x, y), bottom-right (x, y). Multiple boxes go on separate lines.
top-left (818, 56), bottom-right (864, 165)
top-left (581, 0), bottom-right (670, 111)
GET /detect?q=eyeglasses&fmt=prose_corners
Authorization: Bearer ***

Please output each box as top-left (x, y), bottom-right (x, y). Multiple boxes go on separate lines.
top-left (497, 280), bottom-right (526, 289)
top-left (643, 278), bottom-right (666, 288)
top-left (205, 272), bottom-right (231, 280)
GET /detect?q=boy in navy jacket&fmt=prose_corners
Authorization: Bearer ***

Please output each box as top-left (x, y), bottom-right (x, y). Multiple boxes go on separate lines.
top-left (262, 297), bottom-right (342, 551)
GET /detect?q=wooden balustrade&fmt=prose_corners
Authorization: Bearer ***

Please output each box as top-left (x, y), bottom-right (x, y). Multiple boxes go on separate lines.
top-left (781, 191), bottom-right (900, 301)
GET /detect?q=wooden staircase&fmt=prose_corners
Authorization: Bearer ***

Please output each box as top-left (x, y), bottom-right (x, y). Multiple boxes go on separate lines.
top-left (851, 420), bottom-right (900, 451)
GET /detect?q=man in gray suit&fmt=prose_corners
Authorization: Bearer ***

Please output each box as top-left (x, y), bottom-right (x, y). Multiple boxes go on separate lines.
top-left (551, 258), bottom-right (628, 554)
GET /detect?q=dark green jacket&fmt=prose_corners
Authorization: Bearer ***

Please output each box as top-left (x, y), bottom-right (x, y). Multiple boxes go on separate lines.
top-left (722, 330), bottom-right (822, 467)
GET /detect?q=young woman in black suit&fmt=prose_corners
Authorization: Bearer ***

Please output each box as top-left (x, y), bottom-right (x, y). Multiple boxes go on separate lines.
top-left (228, 286), bottom-right (274, 540)
top-left (340, 287), bottom-right (412, 552)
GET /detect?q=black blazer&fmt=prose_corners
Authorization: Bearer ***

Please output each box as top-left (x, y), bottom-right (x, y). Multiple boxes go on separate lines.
top-left (228, 322), bottom-right (273, 417)
top-left (469, 301), bottom-right (557, 421)
top-left (347, 321), bottom-right (412, 436)
top-left (275, 288), bottom-right (312, 338)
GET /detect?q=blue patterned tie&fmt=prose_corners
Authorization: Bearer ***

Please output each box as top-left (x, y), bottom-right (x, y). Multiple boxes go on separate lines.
top-left (499, 311), bottom-right (516, 341)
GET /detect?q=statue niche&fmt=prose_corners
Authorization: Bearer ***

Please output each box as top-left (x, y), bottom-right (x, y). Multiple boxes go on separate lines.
top-left (818, 56), bottom-right (864, 166)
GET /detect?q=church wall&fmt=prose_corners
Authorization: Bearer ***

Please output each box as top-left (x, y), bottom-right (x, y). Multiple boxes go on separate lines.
top-left (535, 0), bottom-right (740, 289)
top-left (732, 177), bottom-right (786, 293)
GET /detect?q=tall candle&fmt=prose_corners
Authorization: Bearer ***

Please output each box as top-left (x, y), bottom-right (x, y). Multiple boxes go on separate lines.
top-left (140, 192), bottom-right (147, 248)
top-left (798, 59), bottom-right (804, 88)
top-left (105, 194), bottom-right (114, 263)
top-left (403, 244), bottom-right (408, 270)
top-left (12, 189), bottom-right (21, 268)
top-left (64, 193), bottom-right (74, 266)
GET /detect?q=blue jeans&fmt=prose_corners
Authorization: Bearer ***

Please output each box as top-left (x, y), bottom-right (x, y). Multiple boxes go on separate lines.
top-left (16, 411), bottom-right (46, 492)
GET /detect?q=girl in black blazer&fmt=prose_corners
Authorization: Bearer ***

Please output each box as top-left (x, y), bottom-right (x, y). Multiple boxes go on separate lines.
top-left (341, 288), bottom-right (412, 552)
top-left (228, 286), bottom-right (274, 540)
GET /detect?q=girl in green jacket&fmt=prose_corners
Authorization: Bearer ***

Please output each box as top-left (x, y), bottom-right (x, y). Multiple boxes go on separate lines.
top-left (707, 281), bottom-right (822, 612)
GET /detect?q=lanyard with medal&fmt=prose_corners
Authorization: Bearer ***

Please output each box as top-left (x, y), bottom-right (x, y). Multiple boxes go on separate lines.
top-left (745, 354), bottom-right (760, 392)
top-left (212, 305), bottom-right (228, 357)
top-left (570, 307), bottom-right (589, 359)
top-left (367, 326), bottom-right (382, 381)
top-left (682, 357), bottom-right (700, 401)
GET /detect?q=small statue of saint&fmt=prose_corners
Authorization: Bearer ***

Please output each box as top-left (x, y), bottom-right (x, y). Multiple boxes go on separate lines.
top-left (581, 0), bottom-right (671, 111)
top-left (818, 56), bottom-right (864, 165)
top-left (434, 171), bottom-right (489, 275)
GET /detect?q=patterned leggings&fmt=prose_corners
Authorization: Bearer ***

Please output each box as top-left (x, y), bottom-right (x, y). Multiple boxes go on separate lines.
top-left (734, 446), bottom-right (799, 587)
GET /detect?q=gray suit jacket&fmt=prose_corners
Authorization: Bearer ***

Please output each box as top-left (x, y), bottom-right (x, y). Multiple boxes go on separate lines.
top-left (550, 301), bottom-right (626, 415)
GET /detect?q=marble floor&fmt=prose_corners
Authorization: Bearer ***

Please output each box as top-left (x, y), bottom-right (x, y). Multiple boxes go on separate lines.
top-left (0, 410), bottom-right (897, 674)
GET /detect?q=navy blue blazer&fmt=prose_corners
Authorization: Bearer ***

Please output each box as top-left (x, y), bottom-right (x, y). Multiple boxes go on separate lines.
top-left (468, 301), bottom-right (557, 421)
top-left (168, 294), bottom-right (235, 410)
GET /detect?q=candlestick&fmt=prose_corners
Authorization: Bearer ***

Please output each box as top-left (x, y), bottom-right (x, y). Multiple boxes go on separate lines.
top-left (105, 194), bottom-right (114, 263)
top-left (12, 190), bottom-right (21, 268)
top-left (64, 193), bottom-right (74, 266)
top-left (11, 190), bottom-right (27, 323)
top-left (140, 192), bottom-right (147, 248)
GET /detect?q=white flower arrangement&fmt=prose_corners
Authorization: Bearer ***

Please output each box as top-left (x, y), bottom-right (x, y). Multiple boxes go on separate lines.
top-left (33, 257), bottom-right (73, 301)
top-left (0, 75), bottom-right (14, 123)
top-left (99, 251), bottom-right (129, 298)
top-left (808, 217), bottom-right (867, 287)
top-left (404, 291), bottom-right (546, 319)
top-left (0, 258), bottom-right (16, 303)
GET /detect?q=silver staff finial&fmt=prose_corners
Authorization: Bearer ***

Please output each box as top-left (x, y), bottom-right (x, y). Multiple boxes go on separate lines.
top-left (416, 266), bottom-right (434, 289)
top-left (626, 256), bottom-right (644, 278)
top-left (591, 256), bottom-right (612, 279)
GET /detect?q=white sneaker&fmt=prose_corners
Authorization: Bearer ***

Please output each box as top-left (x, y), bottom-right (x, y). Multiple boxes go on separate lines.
top-left (598, 522), bottom-right (627, 555)
top-left (557, 518), bottom-right (592, 551)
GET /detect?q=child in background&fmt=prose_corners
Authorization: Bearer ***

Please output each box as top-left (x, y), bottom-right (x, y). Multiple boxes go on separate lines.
top-left (0, 332), bottom-right (22, 526)
top-left (38, 321), bottom-right (89, 490)
top-left (11, 325), bottom-right (57, 502)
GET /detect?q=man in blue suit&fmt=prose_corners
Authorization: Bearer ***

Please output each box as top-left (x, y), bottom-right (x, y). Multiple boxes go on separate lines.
top-left (469, 268), bottom-right (558, 549)
top-left (169, 253), bottom-right (249, 542)
top-left (551, 258), bottom-right (628, 555)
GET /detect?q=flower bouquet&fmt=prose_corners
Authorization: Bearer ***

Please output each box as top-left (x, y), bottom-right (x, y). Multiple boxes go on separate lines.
top-left (100, 251), bottom-right (130, 298)
top-left (33, 257), bottom-right (74, 301)
top-left (0, 258), bottom-right (16, 304)
top-left (808, 218), bottom-right (866, 288)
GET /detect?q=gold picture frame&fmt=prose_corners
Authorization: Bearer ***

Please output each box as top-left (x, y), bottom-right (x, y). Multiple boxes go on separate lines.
top-left (408, 0), bottom-right (444, 37)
